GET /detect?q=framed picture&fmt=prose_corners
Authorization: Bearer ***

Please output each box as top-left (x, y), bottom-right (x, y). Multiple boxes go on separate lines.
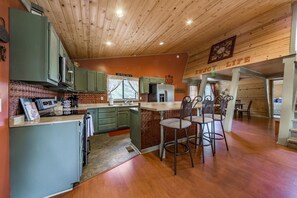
top-left (20, 98), bottom-right (40, 121)
top-left (208, 36), bottom-right (236, 64)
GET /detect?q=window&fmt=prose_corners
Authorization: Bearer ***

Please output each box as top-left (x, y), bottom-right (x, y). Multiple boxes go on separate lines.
top-left (204, 83), bottom-right (214, 99)
top-left (107, 75), bottom-right (139, 100)
top-left (189, 85), bottom-right (198, 100)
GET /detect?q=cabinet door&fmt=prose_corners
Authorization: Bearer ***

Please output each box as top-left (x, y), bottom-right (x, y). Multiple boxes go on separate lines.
top-left (87, 71), bottom-right (97, 92)
top-left (157, 78), bottom-right (165, 84)
top-left (96, 72), bottom-right (107, 92)
top-left (149, 78), bottom-right (157, 84)
top-left (10, 9), bottom-right (53, 84)
top-left (75, 67), bottom-right (88, 92)
top-left (48, 24), bottom-right (60, 83)
top-left (118, 111), bottom-right (130, 128)
top-left (140, 77), bottom-right (150, 94)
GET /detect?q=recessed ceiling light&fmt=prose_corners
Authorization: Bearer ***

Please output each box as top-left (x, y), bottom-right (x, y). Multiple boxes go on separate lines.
top-left (186, 19), bottom-right (193, 25)
top-left (106, 41), bottom-right (113, 46)
top-left (116, 9), bottom-right (124, 18)
top-left (159, 41), bottom-right (164, 46)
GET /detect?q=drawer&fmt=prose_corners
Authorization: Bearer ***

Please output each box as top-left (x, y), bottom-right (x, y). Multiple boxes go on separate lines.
top-left (98, 118), bottom-right (116, 125)
top-left (98, 108), bottom-right (116, 113)
top-left (98, 123), bottom-right (117, 132)
top-left (98, 112), bottom-right (116, 118)
top-left (118, 107), bottom-right (132, 112)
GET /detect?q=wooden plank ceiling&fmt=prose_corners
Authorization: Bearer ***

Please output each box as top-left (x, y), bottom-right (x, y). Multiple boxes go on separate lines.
top-left (30, 0), bottom-right (294, 59)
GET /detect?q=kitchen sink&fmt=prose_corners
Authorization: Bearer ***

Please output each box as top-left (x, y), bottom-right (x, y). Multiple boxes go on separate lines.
top-left (109, 103), bottom-right (136, 107)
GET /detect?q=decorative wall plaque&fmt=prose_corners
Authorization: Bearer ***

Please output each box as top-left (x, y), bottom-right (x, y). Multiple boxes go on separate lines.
top-left (208, 36), bottom-right (236, 64)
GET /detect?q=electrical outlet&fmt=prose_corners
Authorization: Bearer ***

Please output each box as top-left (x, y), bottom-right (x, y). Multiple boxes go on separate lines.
top-left (100, 96), bottom-right (104, 100)
top-left (139, 97), bottom-right (142, 100)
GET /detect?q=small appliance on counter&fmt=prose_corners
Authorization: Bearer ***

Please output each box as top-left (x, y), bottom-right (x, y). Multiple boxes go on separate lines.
top-left (34, 97), bottom-right (82, 117)
top-left (148, 84), bottom-right (175, 102)
top-left (67, 95), bottom-right (79, 107)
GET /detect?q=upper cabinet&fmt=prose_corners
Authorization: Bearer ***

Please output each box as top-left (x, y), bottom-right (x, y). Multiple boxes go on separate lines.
top-left (10, 8), bottom-right (59, 86)
top-left (96, 72), bottom-right (107, 92)
top-left (139, 76), bottom-right (165, 94)
top-left (75, 68), bottom-right (106, 93)
top-left (74, 67), bottom-right (88, 92)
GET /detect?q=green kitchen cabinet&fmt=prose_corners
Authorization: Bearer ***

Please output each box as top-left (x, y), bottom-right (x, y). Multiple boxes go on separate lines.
top-left (118, 107), bottom-right (130, 128)
top-left (10, 8), bottom-right (59, 86)
top-left (96, 72), bottom-right (107, 92)
top-left (157, 78), bottom-right (165, 84)
top-left (140, 76), bottom-right (165, 94)
top-left (75, 67), bottom-right (88, 92)
top-left (97, 108), bottom-right (118, 133)
top-left (48, 24), bottom-right (60, 83)
top-left (87, 108), bottom-right (98, 132)
top-left (140, 77), bottom-right (150, 94)
top-left (10, 121), bottom-right (83, 198)
top-left (130, 107), bottom-right (141, 150)
top-left (88, 71), bottom-right (97, 92)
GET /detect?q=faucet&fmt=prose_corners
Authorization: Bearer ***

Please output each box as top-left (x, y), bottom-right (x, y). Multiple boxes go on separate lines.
top-left (124, 99), bottom-right (133, 105)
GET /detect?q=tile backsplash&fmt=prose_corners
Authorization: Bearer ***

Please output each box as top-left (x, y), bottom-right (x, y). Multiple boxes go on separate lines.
top-left (9, 81), bottom-right (58, 117)
top-left (9, 81), bottom-right (149, 117)
top-left (63, 93), bottom-right (108, 104)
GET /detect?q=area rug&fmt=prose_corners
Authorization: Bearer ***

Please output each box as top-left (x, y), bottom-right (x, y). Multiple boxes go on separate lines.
top-left (81, 133), bottom-right (138, 182)
top-left (109, 129), bottom-right (130, 137)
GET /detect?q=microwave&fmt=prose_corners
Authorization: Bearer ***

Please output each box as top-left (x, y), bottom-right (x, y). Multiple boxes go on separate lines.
top-left (59, 56), bottom-right (74, 87)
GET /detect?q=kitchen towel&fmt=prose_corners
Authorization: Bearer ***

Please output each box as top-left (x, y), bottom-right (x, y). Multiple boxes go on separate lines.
top-left (86, 114), bottom-right (94, 137)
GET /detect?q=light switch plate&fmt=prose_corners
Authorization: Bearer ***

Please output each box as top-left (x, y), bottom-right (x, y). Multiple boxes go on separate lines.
top-left (100, 96), bottom-right (104, 100)
top-left (0, 98), bottom-right (2, 112)
top-left (139, 97), bottom-right (142, 100)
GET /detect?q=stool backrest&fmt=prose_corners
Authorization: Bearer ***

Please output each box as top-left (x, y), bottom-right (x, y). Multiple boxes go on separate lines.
top-left (247, 100), bottom-right (253, 110)
top-left (179, 96), bottom-right (193, 128)
top-left (180, 96), bottom-right (193, 120)
top-left (202, 95), bottom-right (214, 122)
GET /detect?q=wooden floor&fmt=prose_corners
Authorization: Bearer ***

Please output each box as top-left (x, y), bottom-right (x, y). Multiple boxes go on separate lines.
top-left (56, 117), bottom-right (297, 198)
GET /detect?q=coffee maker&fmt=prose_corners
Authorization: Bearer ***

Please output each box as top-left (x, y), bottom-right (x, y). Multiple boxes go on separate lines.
top-left (67, 95), bottom-right (79, 107)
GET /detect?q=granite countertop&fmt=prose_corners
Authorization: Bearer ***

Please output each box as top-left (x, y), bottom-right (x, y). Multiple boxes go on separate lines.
top-left (140, 102), bottom-right (182, 111)
top-left (9, 103), bottom-right (139, 128)
top-left (69, 103), bottom-right (138, 110)
top-left (10, 114), bottom-right (84, 128)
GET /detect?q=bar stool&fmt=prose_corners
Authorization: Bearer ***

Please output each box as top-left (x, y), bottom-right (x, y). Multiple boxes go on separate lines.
top-left (185, 95), bottom-right (214, 163)
top-left (205, 95), bottom-right (233, 155)
top-left (160, 96), bottom-right (194, 175)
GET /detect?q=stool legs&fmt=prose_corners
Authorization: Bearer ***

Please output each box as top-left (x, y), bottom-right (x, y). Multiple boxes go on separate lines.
top-left (220, 120), bottom-right (229, 151)
top-left (185, 128), bottom-right (194, 168)
top-left (174, 129), bottom-right (177, 175)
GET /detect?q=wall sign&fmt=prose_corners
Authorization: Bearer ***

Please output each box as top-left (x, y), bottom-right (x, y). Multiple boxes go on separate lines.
top-left (208, 36), bottom-right (236, 64)
top-left (195, 56), bottom-right (251, 75)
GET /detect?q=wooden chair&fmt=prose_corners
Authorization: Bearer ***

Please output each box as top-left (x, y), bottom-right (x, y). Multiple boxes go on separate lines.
top-left (238, 100), bottom-right (252, 119)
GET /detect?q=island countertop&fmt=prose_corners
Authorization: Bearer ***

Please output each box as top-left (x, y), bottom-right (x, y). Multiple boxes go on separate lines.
top-left (139, 102), bottom-right (182, 111)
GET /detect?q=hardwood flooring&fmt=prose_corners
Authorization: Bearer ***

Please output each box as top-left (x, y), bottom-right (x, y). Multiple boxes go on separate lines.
top-left (56, 117), bottom-right (297, 198)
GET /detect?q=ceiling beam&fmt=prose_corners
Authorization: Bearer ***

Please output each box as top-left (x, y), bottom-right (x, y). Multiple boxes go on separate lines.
top-left (266, 72), bottom-right (284, 79)
top-left (207, 73), bottom-right (233, 81)
top-left (239, 67), bottom-right (266, 79)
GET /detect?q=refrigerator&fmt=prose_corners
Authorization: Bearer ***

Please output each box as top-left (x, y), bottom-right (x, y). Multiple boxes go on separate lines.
top-left (148, 84), bottom-right (175, 102)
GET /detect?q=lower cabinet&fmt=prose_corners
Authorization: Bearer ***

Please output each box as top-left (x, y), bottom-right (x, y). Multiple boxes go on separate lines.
top-left (10, 121), bottom-right (83, 198)
top-left (97, 107), bottom-right (118, 133)
top-left (118, 107), bottom-right (130, 128)
top-left (89, 106), bottom-right (134, 133)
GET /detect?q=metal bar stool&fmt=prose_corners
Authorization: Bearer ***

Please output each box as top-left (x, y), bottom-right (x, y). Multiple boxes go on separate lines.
top-left (160, 96), bottom-right (194, 175)
top-left (185, 95), bottom-right (214, 163)
top-left (205, 95), bottom-right (233, 155)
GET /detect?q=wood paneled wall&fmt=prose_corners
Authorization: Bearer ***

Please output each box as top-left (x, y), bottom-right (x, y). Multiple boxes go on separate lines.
top-left (218, 78), bottom-right (268, 117)
top-left (184, 4), bottom-right (292, 79)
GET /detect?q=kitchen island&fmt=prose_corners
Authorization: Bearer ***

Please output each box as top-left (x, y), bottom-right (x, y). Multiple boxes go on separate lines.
top-left (130, 102), bottom-right (198, 154)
